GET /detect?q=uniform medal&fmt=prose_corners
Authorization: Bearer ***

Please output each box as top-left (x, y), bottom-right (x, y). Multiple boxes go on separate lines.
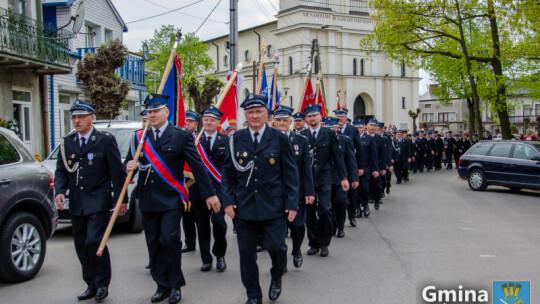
top-left (243, 152), bottom-right (248, 157)
top-left (88, 153), bottom-right (94, 166)
top-left (269, 158), bottom-right (275, 165)
top-left (71, 154), bottom-right (75, 159)
top-left (239, 159), bottom-right (243, 164)
top-left (294, 144), bottom-right (299, 155)
top-left (236, 151), bottom-right (239, 157)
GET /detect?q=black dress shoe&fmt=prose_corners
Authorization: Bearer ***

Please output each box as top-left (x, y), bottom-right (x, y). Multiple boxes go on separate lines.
top-left (169, 288), bottom-right (181, 304)
top-left (283, 266), bottom-right (288, 273)
top-left (374, 201), bottom-right (380, 210)
top-left (320, 246), bottom-right (329, 257)
top-left (307, 247), bottom-right (319, 255)
top-left (355, 209), bottom-right (362, 218)
top-left (245, 299), bottom-right (262, 304)
top-left (293, 252), bottom-right (303, 268)
top-left (181, 245), bottom-right (195, 253)
top-left (95, 287), bottom-right (108, 301)
top-left (386, 187), bottom-right (390, 194)
top-left (349, 217), bottom-right (357, 227)
top-left (268, 278), bottom-right (282, 301)
top-left (145, 263), bottom-right (152, 269)
top-left (256, 245), bottom-right (264, 252)
top-left (77, 288), bottom-right (96, 301)
top-left (200, 263), bottom-right (212, 272)
top-left (381, 192), bottom-right (385, 198)
top-left (337, 229), bottom-right (345, 238)
top-left (216, 257), bottom-right (226, 272)
top-left (151, 288), bottom-right (170, 303)
top-left (363, 205), bottom-right (370, 217)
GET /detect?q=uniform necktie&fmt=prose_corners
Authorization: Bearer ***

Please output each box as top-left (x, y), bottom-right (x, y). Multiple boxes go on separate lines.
top-left (339, 127), bottom-right (343, 134)
top-left (155, 129), bottom-right (160, 143)
top-left (207, 135), bottom-right (212, 150)
top-left (311, 131), bottom-right (317, 146)
top-left (253, 132), bottom-right (259, 149)
top-left (80, 137), bottom-right (86, 150)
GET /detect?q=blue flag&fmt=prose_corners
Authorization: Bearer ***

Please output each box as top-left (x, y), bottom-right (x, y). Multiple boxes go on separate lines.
top-left (268, 72), bottom-right (280, 110)
top-left (260, 66), bottom-right (269, 99)
top-left (162, 60), bottom-right (178, 123)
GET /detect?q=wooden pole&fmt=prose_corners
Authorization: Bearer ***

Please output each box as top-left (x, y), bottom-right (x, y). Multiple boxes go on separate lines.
top-left (336, 88), bottom-right (341, 110)
top-left (255, 41), bottom-right (267, 94)
top-left (97, 30), bottom-right (183, 256)
top-left (271, 50), bottom-right (279, 110)
top-left (295, 63), bottom-right (312, 113)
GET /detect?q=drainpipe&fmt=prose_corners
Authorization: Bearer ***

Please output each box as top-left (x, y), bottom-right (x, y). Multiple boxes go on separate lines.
top-left (50, 75), bottom-right (55, 149)
top-left (40, 75), bottom-right (50, 157)
top-left (252, 29), bottom-right (261, 59)
top-left (211, 41), bottom-right (219, 73)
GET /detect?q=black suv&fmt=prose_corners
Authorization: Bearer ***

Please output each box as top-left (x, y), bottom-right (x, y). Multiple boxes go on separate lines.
top-left (0, 127), bottom-right (57, 283)
top-left (458, 140), bottom-right (540, 191)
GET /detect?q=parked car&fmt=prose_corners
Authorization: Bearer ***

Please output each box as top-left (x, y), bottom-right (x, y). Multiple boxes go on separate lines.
top-left (458, 140), bottom-right (540, 191)
top-left (0, 127), bottom-right (57, 283)
top-left (42, 120), bottom-right (143, 233)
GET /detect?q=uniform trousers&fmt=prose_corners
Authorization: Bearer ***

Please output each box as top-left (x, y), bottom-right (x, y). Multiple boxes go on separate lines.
top-left (306, 184), bottom-right (333, 248)
top-left (434, 153), bottom-right (442, 169)
top-left (236, 217), bottom-right (287, 300)
top-left (332, 184), bottom-right (349, 231)
top-left (426, 153), bottom-right (433, 170)
top-left (347, 186), bottom-right (359, 219)
top-left (394, 161), bottom-right (405, 182)
top-left (142, 209), bottom-right (186, 289)
top-left (369, 175), bottom-right (382, 202)
top-left (454, 151), bottom-right (461, 168)
top-left (182, 206), bottom-right (197, 248)
top-left (193, 199), bottom-right (227, 264)
top-left (287, 203), bottom-right (306, 255)
top-left (445, 150), bottom-right (453, 169)
top-left (358, 173), bottom-right (371, 208)
top-left (71, 212), bottom-right (111, 290)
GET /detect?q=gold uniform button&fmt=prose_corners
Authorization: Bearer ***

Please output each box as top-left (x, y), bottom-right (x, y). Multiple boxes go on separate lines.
top-left (80, 186), bottom-right (84, 190)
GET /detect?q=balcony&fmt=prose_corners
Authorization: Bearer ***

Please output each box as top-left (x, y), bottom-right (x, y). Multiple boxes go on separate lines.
top-left (0, 7), bottom-right (71, 75)
top-left (77, 47), bottom-right (146, 91)
top-left (350, 0), bottom-right (369, 15)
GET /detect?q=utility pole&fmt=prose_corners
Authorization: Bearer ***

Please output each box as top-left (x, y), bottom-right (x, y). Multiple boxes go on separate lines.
top-left (314, 40), bottom-right (327, 107)
top-left (229, 0), bottom-right (238, 71)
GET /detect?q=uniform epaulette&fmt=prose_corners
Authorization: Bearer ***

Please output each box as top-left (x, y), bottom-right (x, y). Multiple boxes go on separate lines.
top-left (101, 131), bottom-right (112, 136)
top-left (296, 133), bottom-right (308, 140)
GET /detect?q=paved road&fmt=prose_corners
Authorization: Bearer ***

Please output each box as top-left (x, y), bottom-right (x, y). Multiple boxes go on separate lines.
top-left (1, 169), bottom-right (539, 304)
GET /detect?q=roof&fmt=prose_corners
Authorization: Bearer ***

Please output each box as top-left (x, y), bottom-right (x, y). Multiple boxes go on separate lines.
top-left (203, 21), bottom-right (278, 43)
top-left (41, 0), bottom-right (128, 32)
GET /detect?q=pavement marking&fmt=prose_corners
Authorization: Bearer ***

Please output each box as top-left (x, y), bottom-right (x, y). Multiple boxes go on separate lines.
top-left (479, 255), bottom-right (496, 258)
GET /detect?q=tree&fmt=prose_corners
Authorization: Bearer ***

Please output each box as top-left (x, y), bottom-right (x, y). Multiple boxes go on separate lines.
top-left (361, 0), bottom-right (540, 139)
top-left (408, 108), bottom-right (421, 132)
top-left (185, 75), bottom-right (224, 113)
top-left (143, 26), bottom-right (214, 101)
top-left (76, 39), bottom-right (130, 119)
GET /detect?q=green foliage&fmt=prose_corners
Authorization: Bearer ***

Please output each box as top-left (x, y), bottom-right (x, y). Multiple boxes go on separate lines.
top-left (510, 123), bottom-right (519, 133)
top-left (76, 39), bottom-right (130, 119)
top-left (185, 75), bottom-right (224, 113)
top-left (143, 26), bottom-right (214, 94)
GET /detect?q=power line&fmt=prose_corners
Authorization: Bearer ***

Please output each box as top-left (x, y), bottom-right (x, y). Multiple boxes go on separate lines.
top-left (194, 0), bottom-right (223, 34)
top-left (126, 0), bottom-right (205, 24)
top-left (265, 0), bottom-right (278, 13)
top-left (143, 0), bottom-right (228, 24)
top-left (253, 0), bottom-right (275, 22)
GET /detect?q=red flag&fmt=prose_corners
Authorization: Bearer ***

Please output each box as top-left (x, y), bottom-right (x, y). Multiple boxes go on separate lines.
top-left (343, 90), bottom-right (347, 109)
top-left (316, 90), bottom-right (327, 117)
top-left (218, 72), bottom-right (240, 135)
top-left (299, 78), bottom-right (316, 113)
top-left (175, 55), bottom-right (186, 127)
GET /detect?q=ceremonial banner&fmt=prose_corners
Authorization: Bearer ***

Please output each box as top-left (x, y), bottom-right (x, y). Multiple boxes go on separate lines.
top-left (299, 78), bottom-right (316, 113)
top-left (268, 72), bottom-right (280, 110)
top-left (218, 72), bottom-right (241, 135)
top-left (162, 54), bottom-right (184, 124)
top-left (316, 89), bottom-right (327, 117)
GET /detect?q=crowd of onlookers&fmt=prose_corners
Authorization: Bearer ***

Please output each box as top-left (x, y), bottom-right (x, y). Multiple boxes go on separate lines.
top-left (383, 124), bottom-right (539, 141)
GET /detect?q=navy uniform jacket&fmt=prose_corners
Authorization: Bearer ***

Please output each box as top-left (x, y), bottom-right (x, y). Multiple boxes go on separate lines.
top-left (454, 138), bottom-right (464, 153)
top-left (55, 128), bottom-right (125, 216)
top-left (412, 140), bottom-right (421, 157)
top-left (444, 136), bottom-right (455, 152)
top-left (427, 137), bottom-right (436, 154)
top-left (289, 132), bottom-right (315, 202)
top-left (392, 139), bottom-right (409, 163)
top-left (372, 133), bottom-right (388, 171)
top-left (191, 132), bottom-right (230, 202)
top-left (359, 132), bottom-right (379, 173)
top-left (221, 128), bottom-right (299, 221)
top-left (383, 133), bottom-right (394, 164)
top-left (418, 137), bottom-right (428, 155)
top-left (435, 137), bottom-right (445, 154)
top-left (336, 134), bottom-right (359, 184)
top-left (338, 124), bottom-right (364, 171)
top-left (463, 139), bottom-right (472, 151)
top-left (124, 123), bottom-right (215, 213)
top-left (301, 127), bottom-right (347, 187)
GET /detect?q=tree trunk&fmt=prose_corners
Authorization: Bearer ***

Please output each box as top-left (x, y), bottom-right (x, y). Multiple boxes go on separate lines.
top-left (487, 0), bottom-right (511, 139)
top-left (412, 117), bottom-right (417, 132)
top-left (466, 97), bottom-right (476, 135)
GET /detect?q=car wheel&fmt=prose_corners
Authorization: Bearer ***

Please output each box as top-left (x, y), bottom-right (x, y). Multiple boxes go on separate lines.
top-left (0, 212), bottom-right (47, 283)
top-left (468, 169), bottom-right (487, 191)
top-left (509, 187), bottom-right (522, 193)
top-left (126, 196), bottom-right (143, 233)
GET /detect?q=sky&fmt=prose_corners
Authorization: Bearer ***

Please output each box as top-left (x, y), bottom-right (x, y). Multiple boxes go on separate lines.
top-left (112, 0), bottom-right (432, 94)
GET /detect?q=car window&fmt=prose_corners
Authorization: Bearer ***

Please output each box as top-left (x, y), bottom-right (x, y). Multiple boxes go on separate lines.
top-left (469, 143), bottom-right (494, 156)
top-left (0, 133), bottom-right (21, 165)
top-left (512, 144), bottom-right (539, 160)
top-left (48, 128), bottom-right (137, 159)
top-left (488, 143), bottom-right (513, 158)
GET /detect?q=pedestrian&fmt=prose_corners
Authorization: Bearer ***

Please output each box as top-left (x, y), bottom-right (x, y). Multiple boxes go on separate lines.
top-left (221, 94), bottom-right (299, 304)
top-left (523, 129), bottom-right (536, 141)
top-left (301, 103), bottom-right (348, 257)
top-left (273, 105), bottom-right (315, 268)
top-left (357, 120), bottom-right (378, 218)
top-left (125, 94), bottom-right (221, 304)
top-left (54, 100), bottom-right (127, 302)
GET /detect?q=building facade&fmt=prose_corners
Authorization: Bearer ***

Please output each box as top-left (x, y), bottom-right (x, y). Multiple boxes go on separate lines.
top-left (204, 0), bottom-right (421, 128)
top-left (0, 0), bottom-right (72, 156)
top-left (43, 0), bottom-right (145, 152)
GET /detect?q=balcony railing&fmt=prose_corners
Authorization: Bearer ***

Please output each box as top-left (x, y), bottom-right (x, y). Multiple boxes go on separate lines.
top-left (509, 115), bottom-right (538, 124)
top-left (0, 7), bottom-right (70, 65)
top-left (77, 47), bottom-right (146, 90)
top-left (299, 0), bottom-right (330, 9)
top-left (350, 0), bottom-right (369, 13)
